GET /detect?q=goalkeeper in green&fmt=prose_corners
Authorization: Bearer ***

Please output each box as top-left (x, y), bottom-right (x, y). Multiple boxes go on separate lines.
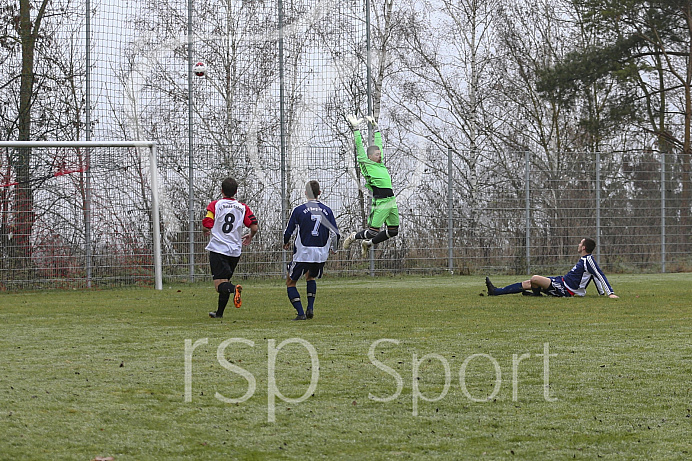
top-left (342, 114), bottom-right (400, 257)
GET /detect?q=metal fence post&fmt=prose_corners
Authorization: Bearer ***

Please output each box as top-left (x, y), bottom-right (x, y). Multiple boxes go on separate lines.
top-left (366, 0), bottom-right (375, 276)
top-left (278, 0), bottom-right (287, 276)
top-left (596, 151), bottom-right (601, 263)
top-left (187, 0), bottom-right (195, 282)
top-left (661, 150), bottom-right (666, 273)
top-left (85, 0), bottom-right (92, 287)
top-left (525, 150), bottom-right (530, 275)
top-left (448, 146), bottom-right (453, 273)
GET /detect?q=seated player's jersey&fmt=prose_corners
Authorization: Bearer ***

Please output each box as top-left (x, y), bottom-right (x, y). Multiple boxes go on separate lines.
top-left (562, 254), bottom-right (614, 297)
top-left (203, 198), bottom-right (257, 257)
top-left (283, 200), bottom-right (339, 263)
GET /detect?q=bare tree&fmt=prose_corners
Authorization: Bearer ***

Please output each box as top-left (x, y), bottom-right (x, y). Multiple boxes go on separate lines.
top-left (388, 0), bottom-right (501, 236)
top-left (9, 0), bottom-right (51, 265)
top-left (0, 0), bottom-right (84, 269)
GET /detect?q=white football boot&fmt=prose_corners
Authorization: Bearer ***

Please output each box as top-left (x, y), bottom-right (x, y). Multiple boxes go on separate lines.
top-left (361, 240), bottom-right (372, 258)
top-left (342, 232), bottom-right (357, 250)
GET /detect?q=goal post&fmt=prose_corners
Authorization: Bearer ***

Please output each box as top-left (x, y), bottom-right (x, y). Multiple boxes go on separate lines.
top-left (0, 140), bottom-right (163, 290)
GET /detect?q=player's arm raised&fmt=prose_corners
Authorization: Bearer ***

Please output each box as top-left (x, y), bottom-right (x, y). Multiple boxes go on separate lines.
top-left (347, 114), bottom-right (363, 131)
top-left (365, 115), bottom-right (383, 160)
top-left (347, 115), bottom-right (368, 163)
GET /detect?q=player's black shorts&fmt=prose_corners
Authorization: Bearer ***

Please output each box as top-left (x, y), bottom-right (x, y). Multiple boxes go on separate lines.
top-left (287, 261), bottom-right (325, 281)
top-left (209, 251), bottom-right (240, 280)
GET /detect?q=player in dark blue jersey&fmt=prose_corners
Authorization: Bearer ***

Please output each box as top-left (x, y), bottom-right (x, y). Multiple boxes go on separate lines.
top-left (283, 180), bottom-right (340, 320)
top-left (485, 238), bottom-right (619, 298)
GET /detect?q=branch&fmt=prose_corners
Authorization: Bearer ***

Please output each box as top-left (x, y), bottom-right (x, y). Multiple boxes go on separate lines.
top-left (31, 0), bottom-right (52, 37)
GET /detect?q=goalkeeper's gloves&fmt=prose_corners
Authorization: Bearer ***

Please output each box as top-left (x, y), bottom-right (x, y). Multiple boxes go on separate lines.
top-left (346, 114), bottom-right (363, 131)
top-left (365, 115), bottom-right (378, 129)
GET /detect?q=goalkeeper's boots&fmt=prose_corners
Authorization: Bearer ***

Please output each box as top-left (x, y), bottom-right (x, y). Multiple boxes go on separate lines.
top-left (233, 285), bottom-right (243, 308)
top-left (485, 277), bottom-right (497, 296)
top-left (361, 240), bottom-right (372, 258)
top-left (209, 311), bottom-right (223, 318)
top-left (342, 232), bottom-right (357, 250)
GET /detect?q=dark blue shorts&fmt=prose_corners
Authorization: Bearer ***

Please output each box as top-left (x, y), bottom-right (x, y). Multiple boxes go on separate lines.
top-left (545, 276), bottom-right (574, 298)
top-left (287, 261), bottom-right (325, 281)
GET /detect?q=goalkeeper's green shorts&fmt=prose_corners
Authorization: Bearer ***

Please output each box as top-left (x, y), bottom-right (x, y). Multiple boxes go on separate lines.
top-left (368, 196), bottom-right (400, 228)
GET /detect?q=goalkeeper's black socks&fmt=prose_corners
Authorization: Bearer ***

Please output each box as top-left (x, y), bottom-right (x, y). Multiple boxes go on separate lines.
top-left (371, 230), bottom-right (390, 244)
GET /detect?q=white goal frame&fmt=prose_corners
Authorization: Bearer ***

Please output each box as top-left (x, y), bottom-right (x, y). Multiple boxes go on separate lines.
top-left (0, 140), bottom-right (163, 290)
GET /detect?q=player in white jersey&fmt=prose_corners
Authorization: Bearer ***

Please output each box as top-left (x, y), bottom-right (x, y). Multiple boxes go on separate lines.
top-left (486, 238), bottom-right (619, 298)
top-left (283, 180), bottom-right (339, 320)
top-left (203, 178), bottom-right (259, 318)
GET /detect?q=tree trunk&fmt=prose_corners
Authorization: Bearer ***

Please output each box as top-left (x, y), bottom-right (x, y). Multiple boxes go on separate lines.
top-left (12, 0), bottom-right (50, 267)
top-left (13, 0), bottom-right (39, 266)
top-left (683, 4), bottom-right (692, 235)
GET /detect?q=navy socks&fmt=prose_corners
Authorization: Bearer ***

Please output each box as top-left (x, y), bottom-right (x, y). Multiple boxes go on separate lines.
top-left (306, 280), bottom-right (316, 311)
top-left (495, 282), bottom-right (524, 295)
top-left (288, 282), bottom-right (317, 317)
top-left (287, 286), bottom-right (304, 316)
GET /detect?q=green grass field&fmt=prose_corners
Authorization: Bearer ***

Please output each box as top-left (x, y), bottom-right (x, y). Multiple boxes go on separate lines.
top-left (1, 274), bottom-right (691, 460)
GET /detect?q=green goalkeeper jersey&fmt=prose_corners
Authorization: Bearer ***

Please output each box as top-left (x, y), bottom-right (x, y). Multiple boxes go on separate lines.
top-left (354, 130), bottom-right (393, 192)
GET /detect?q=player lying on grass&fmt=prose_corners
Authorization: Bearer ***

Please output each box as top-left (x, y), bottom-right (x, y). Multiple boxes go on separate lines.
top-left (283, 180), bottom-right (340, 320)
top-left (203, 177), bottom-right (259, 318)
top-left (342, 114), bottom-right (400, 258)
top-left (486, 238), bottom-right (619, 298)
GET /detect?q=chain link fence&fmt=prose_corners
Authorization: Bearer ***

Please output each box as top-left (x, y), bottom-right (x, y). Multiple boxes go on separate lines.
top-left (1, 1), bottom-right (690, 290)
top-left (1, 143), bottom-right (689, 290)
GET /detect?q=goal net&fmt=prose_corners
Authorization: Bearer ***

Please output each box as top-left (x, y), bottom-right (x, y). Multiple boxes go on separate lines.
top-left (0, 141), bottom-right (162, 291)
